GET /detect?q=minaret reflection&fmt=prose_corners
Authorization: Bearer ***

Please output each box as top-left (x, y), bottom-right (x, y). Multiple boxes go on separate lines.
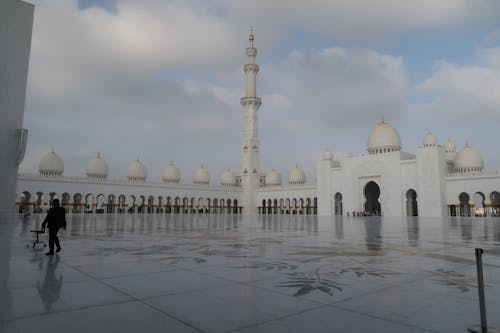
top-left (364, 217), bottom-right (382, 251)
top-left (37, 255), bottom-right (63, 312)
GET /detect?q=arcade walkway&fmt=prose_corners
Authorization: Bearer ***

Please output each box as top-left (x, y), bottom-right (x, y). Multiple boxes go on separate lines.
top-left (1, 214), bottom-right (499, 332)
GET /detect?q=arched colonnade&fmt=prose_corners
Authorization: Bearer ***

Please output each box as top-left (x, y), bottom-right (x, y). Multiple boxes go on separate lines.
top-left (259, 197), bottom-right (317, 215)
top-left (17, 191), bottom-right (242, 215)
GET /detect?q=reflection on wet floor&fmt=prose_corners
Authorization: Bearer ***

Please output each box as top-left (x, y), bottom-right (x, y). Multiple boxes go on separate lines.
top-left (1, 214), bottom-right (500, 333)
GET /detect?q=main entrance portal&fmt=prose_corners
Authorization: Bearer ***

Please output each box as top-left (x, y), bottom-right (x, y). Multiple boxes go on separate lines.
top-left (364, 181), bottom-right (381, 216)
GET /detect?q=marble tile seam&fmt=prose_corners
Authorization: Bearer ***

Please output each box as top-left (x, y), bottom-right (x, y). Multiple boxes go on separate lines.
top-left (64, 263), bottom-right (207, 333)
top-left (226, 303), bottom-right (328, 333)
top-left (323, 303), bottom-right (440, 333)
top-left (0, 299), bottom-right (135, 324)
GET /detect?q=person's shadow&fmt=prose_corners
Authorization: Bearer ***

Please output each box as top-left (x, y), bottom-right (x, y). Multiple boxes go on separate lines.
top-left (37, 255), bottom-right (63, 312)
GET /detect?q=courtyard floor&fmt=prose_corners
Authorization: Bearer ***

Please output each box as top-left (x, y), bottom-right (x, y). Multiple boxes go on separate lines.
top-left (1, 213), bottom-right (499, 332)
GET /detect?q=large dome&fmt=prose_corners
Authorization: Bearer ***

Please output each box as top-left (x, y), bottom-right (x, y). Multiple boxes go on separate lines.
top-left (162, 162), bottom-right (181, 184)
top-left (220, 169), bottom-right (237, 186)
top-left (423, 131), bottom-right (437, 147)
top-left (193, 165), bottom-right (210, 185)
top-left (265, 168), bottom-right (281, 186)
top-left (86, 153), bottom-right (108, 179)
top-left (39, 148), bottom-right (64, 176)
top-left (367, 117), bottom-right (401, 154)
top-left (288, 164), bottom-right (306, 185)
top-left (454, 142), bottom-right (483, 173)
top-left (127, 159), bottom-right (147, 182)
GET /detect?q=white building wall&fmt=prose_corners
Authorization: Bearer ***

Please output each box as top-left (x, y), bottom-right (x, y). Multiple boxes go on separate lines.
top-left (0, 0), bottom-right (34, 215)
top-left (445, 173), bottom-right (500, 206)
top-left (316, 159), bottom-right (332, 215)
top-left (257, 186), bottom-right (316, 203)
top-left (416, 146), bottom-right (447, 217)
top-left (331, 152), bottom-right (403, 216)
top-left (400, 160), bottom-right (418, 214)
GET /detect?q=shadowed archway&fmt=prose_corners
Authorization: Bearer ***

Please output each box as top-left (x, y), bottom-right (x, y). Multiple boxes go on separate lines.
top-left (364, 181), bottom-right (381, 216)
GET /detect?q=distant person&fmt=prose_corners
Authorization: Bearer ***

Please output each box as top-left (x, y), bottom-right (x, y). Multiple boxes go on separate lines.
top-left (41, 199), bottom-right (66, 255)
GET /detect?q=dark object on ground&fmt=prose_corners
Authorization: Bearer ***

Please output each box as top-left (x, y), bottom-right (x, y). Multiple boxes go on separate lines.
top-left (27, 229), bottom-right (46, 248)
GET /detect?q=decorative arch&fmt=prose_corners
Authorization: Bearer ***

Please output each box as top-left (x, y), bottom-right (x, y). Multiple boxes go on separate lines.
top-left (334, 192), bottom-right (343, 215)
top-left (71, 193), bottom-right (82, 214)
top-left (405, 189), bottom-right (418, 216)
top-left (96, 194), bottom-right (106, 213)
top-left (364, 181), bottom-right (381, 216)
top-left (459, 192), bottom-right (471, 217)
top-left (490, 191), bottom-right (500, 216)
top-left (473, 192), bottom-right (486, 216)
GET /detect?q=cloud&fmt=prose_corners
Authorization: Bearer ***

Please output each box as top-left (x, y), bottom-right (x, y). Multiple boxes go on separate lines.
top-left (216, 0), bottom-right (500, 40)
top-left (261, 47), bottom-right (406, 130)
top-left (415, 51), bottom-right (500, 119)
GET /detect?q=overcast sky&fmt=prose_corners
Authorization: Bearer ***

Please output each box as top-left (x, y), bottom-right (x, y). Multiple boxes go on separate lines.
top-left (20, 0), bottom-right (500, 184)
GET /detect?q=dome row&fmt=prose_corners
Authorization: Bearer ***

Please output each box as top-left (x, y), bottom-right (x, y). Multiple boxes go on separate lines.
top-left (38, 150), bottom-right (307, 185)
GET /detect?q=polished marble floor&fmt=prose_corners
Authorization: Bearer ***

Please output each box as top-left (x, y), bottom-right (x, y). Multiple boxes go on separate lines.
top-left (1, 213), bottom-right (499, 332)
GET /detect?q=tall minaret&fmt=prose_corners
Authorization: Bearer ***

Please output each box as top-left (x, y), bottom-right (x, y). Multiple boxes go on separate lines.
top-left (241, 29), bottom-right (261, 214)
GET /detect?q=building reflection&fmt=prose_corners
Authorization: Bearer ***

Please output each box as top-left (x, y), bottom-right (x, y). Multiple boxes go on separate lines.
top-left (459, 218), bottom-right (472, 242)
top-left (364, 217), bottom-right (382, 251)
top-left (406, 217), bottom-right (419, 247)
top-left (334, 215), bottom-right (344, 239)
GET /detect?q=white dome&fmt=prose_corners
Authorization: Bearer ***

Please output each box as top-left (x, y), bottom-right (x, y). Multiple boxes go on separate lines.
top-left (265, 169), bottom-right (281, 186)
top-left (220, 169), bottom-right (237, 186)
top-left (38, 149), bottom-right (64, 176)
top-left (454, 142), bottom-right (483, 173)
top-left (367, 117), bottom-right (401, 154)
top-left (423, 131), bottom-right (438, 147)
top-left (162, 162), bottom-right (181, 184)
top-left (322, 149), bottom-right (334, 160)
top-left (127, 159), bottom-right (147, 182)
top-left (86, 153), bottom-right (108, 179)
top-left (288, 164), bottom-right (306, 185)
top-left (193, 165), bottom-right (210, 185)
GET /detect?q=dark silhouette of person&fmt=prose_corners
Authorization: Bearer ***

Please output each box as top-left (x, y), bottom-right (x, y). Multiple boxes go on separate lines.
top-left (41, 199), bottom-right (66, 255)
top-left (37, 255), bottom-right (63, 312)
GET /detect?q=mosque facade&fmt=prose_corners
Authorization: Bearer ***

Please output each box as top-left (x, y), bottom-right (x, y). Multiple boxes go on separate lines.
top-left (16, 34), bottom-right (500, 218)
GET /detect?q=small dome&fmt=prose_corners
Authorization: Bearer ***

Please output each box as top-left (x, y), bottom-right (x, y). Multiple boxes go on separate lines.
top-left (367, 116), bottom-right (401, 154)
top-left (127, 158), bottom-right (147, 182)
top-left (39, 148), bottom-right (64, 176)
top-left (288, 164), bottom-right (306, 185)
top-left (444, 138), bottom-right (456, 161)
top-left (322, 149), bottom-right (333, 160)
top-left (220, 169), bottom-right (237, 186)
top-left (423, 131), bottom-right (437, 147)
top-left (444, 138), bottom-right (456, 153)
top-left (193, 165), bottom-right (210, 185)
top-left (265, 168), bottom-right (281, 186)
top-left (86, 153), bottom-right (108, 179)
top-left (454, 142), bottom-right (483, 173)
top-left (162, 162), bottom-right (181, 184)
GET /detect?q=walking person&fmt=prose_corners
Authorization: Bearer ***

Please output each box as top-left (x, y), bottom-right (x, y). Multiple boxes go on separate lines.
top-left (41, 199), bottom-right (66, 255)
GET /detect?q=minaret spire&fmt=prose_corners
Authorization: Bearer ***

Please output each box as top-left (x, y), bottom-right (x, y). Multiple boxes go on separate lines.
top-left (241, 29), bottom-right (262, 214)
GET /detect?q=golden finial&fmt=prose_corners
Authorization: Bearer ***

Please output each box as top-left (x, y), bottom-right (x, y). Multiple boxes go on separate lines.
top-left (249, 25), bottom-right (254, 46)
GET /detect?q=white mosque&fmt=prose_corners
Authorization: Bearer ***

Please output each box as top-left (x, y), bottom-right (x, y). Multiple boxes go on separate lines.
top-left (16, 33), bottom-right (500, 218)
